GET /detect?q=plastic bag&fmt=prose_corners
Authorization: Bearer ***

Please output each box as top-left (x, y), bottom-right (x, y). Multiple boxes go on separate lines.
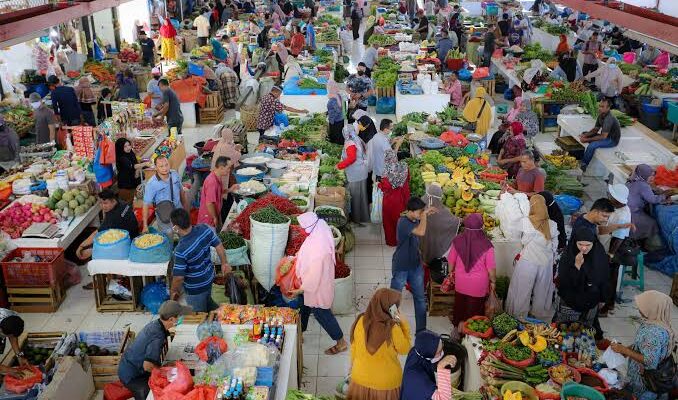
top-left (149, 362), bottom-right (194, 399)
top-left (103, 381), bottom-right (134, 400)
top-left (129, 233), bottom-right (172, 263)
top-left (107, 279), bottom-right (132, 300)
top-left (375, 96), bottom-right (395, 114)
top-left (599, 345), bottom-right (626, 370)
top-left (4, 366), bottom-right (43, 394)
top-left (370, 186), bottom-right (383, 223)
top-left (196, 321), bottom-right (224, 341)
top-left (273, 112), bottom-right (289, 127)
top-left (472, 67), bottom-right (490, 79)
top-left (140, 281), bottom-right (170, 314)
top-left (182, 385), bottom-right (218, 400)
top-left (195, 337), bottom-right (228, 363)
top-left (226, 273), bottom-right (247, 305)
top-left (93, 229), bottom-right (131, 260)
top-left (275, 256), bottom-right (301, 298)
top-left (484, 289), bottom-right (502, 318)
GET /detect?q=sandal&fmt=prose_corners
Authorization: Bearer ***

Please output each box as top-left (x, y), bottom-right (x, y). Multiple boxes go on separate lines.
top-left (324, 344), bottom-right (348, 355)
top-left (82, 282), bottom-right (94, 290)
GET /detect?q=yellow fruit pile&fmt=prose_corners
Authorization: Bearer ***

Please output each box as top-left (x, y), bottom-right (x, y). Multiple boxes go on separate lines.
top-left (134, 234), bottom-right (164, 249)
top-left (97, 229), bottom-right (127, 244)
top-left (544, 154), bottom-right (578, 170)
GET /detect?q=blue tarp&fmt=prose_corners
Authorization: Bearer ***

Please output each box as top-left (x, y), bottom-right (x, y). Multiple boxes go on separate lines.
top-left (649, 204), bottom-right (678, 276)
top-left (282, 76), bottom-right (328, 95)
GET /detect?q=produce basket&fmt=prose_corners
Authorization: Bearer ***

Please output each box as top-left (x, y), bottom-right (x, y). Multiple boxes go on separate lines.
top-left (576, 368), bottom-right (609, 393)
top-left (315, 205), bottom-right (348, 228)
top-left (240, 104), bottom-right (260, 132)
top-left (560, 382), bottom-right (605, 400)
top-left (500, 381), bottom-right (538, 400)
top-left (548, 364), bottom-right (581, 386)
top-left (499, 348), bottom-right (536, 368)
top-left (534, 385), bottom-right (561, 400)
top-left (461, 316), bottom-right (494, 339)
top-left (446, 58), bottom-right (465, 71)
top-left (0, 248), bottom-right (66, 287)
top-left (537, 348), bottom-right (564, 367)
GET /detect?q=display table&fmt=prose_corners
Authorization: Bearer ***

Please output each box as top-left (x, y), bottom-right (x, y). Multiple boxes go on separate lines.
top-left (12, 204), bottom-right (101, 249)
top-left (152, 323), bottom-right (300, 400)
top-left (87, 259), bottom-right (170, 312)
top-left (551, 115), bottom-right (678, 183)
top-left (280, 94), bottom-right (329, 114)
top-left (395, 92), bottom-right (450, 120)
top-left (491, 58), bottom-right (522, 89)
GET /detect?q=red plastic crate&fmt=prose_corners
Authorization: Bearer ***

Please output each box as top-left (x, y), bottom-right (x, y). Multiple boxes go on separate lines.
top-left (0, 248), bottom-right (66, 287)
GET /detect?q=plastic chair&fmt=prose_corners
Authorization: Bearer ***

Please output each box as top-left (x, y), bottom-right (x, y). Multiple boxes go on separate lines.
top-left (620, 252), bottom-right (645, 292)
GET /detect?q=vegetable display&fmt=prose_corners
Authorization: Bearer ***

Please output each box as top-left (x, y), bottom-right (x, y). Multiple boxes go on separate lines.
top-left (228, 194), bottom-right (301, 239)
top-left (334, 63), bottom-right (350, 83)
top-left (133, 234), bottom-right (164, 249)
top-left (251, 205), bottom-right (291, 224)
top-left (579, 92), bottom-right (599, 119)
top-left (466, 317), bottom-right (492, 334)
top-left (218, 231), bottom-right (246, 249)
top-left (0, 105), bottom-right (34, 137)
top-left (522, 43), bottom-right (555, 62)
top-left (368, 34), bottom-right (396, 47)
top-left (317, 29), bottom-right (340, 42)
top-left (97, 229), bottom-right (127, 244)
top-left (502, 345), bottom-right (532, 362)
top-left (372, 57), bottom-right (400, 89)
top-left (298, 77), bottom-right (326, 90)
top-left (492, 313), bottom-right (518, 338)
top-left (611, 109), bottom-right (634, 127)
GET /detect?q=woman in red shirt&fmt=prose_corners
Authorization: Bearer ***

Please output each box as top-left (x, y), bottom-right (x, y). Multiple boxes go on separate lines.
top-left (290, 26), bottom-right (306, 56)
top-left (380, 150), bottom-right (410, 246)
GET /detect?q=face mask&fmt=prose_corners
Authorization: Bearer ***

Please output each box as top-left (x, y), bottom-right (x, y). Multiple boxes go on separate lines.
top-left (431, 352), bottom-right (444, 364)
top-left (609, 64), bottom-right (617, 69)
top-left (176, 316), bottom-right (184, 326)
top-left (31, 102), bottom-right (41, 110)
top-left (358, 123), bottom-right (366, 131)
top-left (357, 70), bottom-right (365, 76)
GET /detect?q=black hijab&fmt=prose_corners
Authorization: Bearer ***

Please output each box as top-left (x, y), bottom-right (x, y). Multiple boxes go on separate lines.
top-left (358, 115), bottom-right (377, 143)
top-left (558, 53), bottom-right (578, 82)
top-left (539, 191), bottom-right (566, 250)
top-left (115, 138), bottom-right (141, 188)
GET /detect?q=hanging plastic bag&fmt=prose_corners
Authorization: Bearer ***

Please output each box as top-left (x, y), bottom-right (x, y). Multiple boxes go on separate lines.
top-left (149, 362), bottom-right (194, 399)
top-left (195, 337), bottom-right (228, 363)
top-left (275, 256), bottom-right (301, 298)
top-left (104, 381), bottom-right (134, 400)
top-left (196, 321), bottom-right (224, 341)
top-left (4, 366), bottom-right (43, 394)
top-left (472, 67), bottom-right (490, 79)
top-left (370, 186), bottom-right (383, 224)
top-left (599, 345), bottom-right (626, 370)
top-left (484, 289), bottom-right (502, 318)
top-left (182, 385), bottom-right (218, 400)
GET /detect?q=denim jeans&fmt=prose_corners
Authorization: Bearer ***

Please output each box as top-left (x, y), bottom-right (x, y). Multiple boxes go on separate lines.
top-left (124, 374), bottom-right (150, 400)
top-left (581, 137), bottom-right (616, 169)
top-left (390, 265), bottom-right (427, 333)
top-left (185, 286), bottom-right (218, 312)
top-left (300, 306), bottom-right (344, 341)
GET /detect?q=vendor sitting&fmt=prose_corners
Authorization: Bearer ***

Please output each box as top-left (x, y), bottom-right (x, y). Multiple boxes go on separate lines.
top-left (497, 121), bottom-right (527, 179)
top-left (118, 300), bottom-right (192, 400)
top-left (255, 86), bottom-right (308, 134)
top-left (508, 151), bottom-right (546, 196)
top-left (0, 309), bottom-right (29, 370)
top-left (578, 98), bottom-right (621, 172)
top-left (76, 189), bottom-right (140, 269)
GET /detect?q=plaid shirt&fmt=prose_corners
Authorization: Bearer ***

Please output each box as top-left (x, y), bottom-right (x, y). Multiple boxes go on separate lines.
top-left (218, 68), bottom-right (239, 105)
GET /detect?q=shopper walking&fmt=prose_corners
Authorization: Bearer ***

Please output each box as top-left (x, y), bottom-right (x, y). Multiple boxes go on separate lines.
top-left (380, 150), bottom-right (410, 247)
top-left (420, 184), bottom-right (461, 265)
top-left (505, 195), bottom-right (559, 320)
top-left (337, 125), bottom-right (370, 223)
top-left (446, 213), bottom-right (495, 328)
top-left (348, 288), bottom-right (411, 400)
top-left (142, 156), bottom-right (188, 237)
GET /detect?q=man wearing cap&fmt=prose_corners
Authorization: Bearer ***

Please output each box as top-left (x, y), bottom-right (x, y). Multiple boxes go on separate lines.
top-left (598, 183), bottom-right (634, 316)
top-left (147, 69), bottom-right (163, 109)
top-left (255, 86), bottom-right (308, 134)
top-left (47, 75), bottom-right (81, 126)
top-left (117, 300), bottom-right (192, 400)
top-left (138, 31), bottom-right (156, 67)
top-left (28, 93), bottom-right (56, 144)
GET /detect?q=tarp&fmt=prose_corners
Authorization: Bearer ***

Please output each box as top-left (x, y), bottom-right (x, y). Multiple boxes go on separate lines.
top-left (169, 76), bottom-right (208, 107)
top-left (282, 76), bottom-right (328, 96)
top-left (649, 204), bottom-right (678, 276)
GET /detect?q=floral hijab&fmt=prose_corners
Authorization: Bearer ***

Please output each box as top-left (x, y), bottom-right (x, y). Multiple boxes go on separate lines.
top-left (383, 150), bottom-right (408, 188)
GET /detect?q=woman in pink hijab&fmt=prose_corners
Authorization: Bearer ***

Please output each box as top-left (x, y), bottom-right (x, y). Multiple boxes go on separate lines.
top-left (291, 212), bottom-right (348, 355)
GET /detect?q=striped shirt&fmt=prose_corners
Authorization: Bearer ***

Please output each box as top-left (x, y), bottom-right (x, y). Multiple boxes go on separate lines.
top-left (173, 224), bottom-right (220, 294)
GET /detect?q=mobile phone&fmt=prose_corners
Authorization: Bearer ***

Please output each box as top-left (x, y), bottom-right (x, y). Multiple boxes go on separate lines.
top-left (388, 304), bottom-right (399, 320)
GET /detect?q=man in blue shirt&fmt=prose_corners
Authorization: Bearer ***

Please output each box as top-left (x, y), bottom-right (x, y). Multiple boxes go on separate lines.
top-left (169, 209), bottom-right (231, 312)
top-left (391, 197), bottom-right (436, 333)
top-left (47, 75), bottom-right (81, 125)
top-left (118, 300), bottom-right (192, 400)
top-left (142, 156), bottom-right (189, 237)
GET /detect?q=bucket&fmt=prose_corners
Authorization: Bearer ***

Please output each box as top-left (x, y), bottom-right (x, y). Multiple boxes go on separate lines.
top-left (331, 270), bottom-right (354, 315)
top-left (640, 109), bottom-right (662, 130)
top-left (622, 52), bottom-right (636, 64)
top-left (642, 103), bottom-right (662, 114)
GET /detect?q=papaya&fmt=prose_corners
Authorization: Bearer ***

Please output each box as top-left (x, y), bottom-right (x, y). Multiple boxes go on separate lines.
top-left (461, 191), bottom-right (474, 201)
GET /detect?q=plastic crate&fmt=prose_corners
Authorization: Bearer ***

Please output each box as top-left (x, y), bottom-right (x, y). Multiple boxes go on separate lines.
top-left (0, 248), bottom-right (66, 287)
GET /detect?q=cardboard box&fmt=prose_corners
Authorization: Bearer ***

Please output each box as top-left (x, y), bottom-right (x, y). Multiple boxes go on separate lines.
top-left (38, 356), bottom-right (95, 400)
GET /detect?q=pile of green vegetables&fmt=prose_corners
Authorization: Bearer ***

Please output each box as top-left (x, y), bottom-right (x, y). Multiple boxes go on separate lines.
top-left (318, 155), bottom-right (346, 187)
top-left (393, 120), bottom-right (408, 136)
top-left (406, 158), bottom-right (425, 197)
top-left (580, 92), bottom-right (599, 118)
top-left (619, 63), bottom-right (642, 75)
top-left (494, 276), bottom-right (510, 300)
top-left (541, 22), bottom-right (569, 35)
top-left (251, 206), bottom-right (290, 224)
top-left (373, 57), bottom-right (400, 89)
top-left (502, 344), bottom-right (533, 361)
top-left (522, 43), bottom-right (555, 62)
top-left (318, 29), bottom-right (339, 42)
top-left (298, 77), bottom-right (326, 89)
top-left (316, 14), bottom-right (342, 27)
top-left (310, 141), bottom-right (343, 158)
top-left (420, 150), bottom-right (445, 166)
top-left (436, 106), bottom-right (464, 123)
top-left (548, 84), bottom-right (584, 103)
top-left (466, 318), bottom-right (491, 333)
top-left (281, 129), bottom-right (308, 142)
top-left (401, 112), bottom-right (429, 124)
top-left (492, 313), bottom-right (518, 338)
top-left (286, 389), bottom-right (333, 400)
top-left (368, 34), bottom-right (396, 47)
top-left (218, 232), bottom-right (246, 249)
top-left (537, 346), bottom-right (562, 365)
top-left (334, 63), bottom-right (350, 83)
top-left (611, 109), bottom-right (634, 127)
top-left (544, 163), bottom-right (584, 197)
top-left (314, 49), bottom-right (334, 64)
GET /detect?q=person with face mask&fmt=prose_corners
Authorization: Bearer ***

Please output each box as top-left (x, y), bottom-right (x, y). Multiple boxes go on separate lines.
top-left (401, 330), bottom-right (458, 400)
top-left (337, 125), bottom-right (370, 223)
top-left (142, 156), bottom-right (189, 236)
top-left (169, 209), bottom-right (231, 312)
top-left (118, 300), bottom-right (193, 400)
top-left (584, 58), bottom-right (623, 106)
top-left (367, 119), bottom-right (394, 180)
top-left (28, 92), bottom-right (56, 144)
top-left (346, 63), bottom-right (373, 122)
top-left (626, 164), bottom-right (665, 247)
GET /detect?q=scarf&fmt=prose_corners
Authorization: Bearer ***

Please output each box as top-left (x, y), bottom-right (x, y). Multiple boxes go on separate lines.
top-left (160, 19), bottom-right (177, 38)
top-left (529, 194), bottom-right (551, 241)
top-left (351, 288), bottom-right (402, 355)
top-left (556, 34), bottom-right (569, 55)
top-left (357, 115), bottom-right (377, 143)
top-left (559, 53), bottom-right (578, 82)
top-left (400, 330), bottom-right (441, 400)
top-left (211, 127), bottom-right (241, 168)
top-left (383, 150), bottom-right (408, 188)
top-left (462, 87), bottom-right (492, 136)
top-left (451, 213), bottom-right (492, 272)
top-left (420, 185), bottom-right (460, 262)
top-left (628, 164), bottom-right (653, 183)
top-left (326, 79), bottom-right (341, 104)
top-left (506, 96), bottom-right (522, 122)
top-left (635, 290), bottom-right (676, 349)
top-left (75, 77), bottom-right (96, 103)
top-left (539, 191), bottom-right (566, 249)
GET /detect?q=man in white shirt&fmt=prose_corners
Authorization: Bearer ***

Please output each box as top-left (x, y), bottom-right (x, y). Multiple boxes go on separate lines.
top-left (361, 43), bottom-right (379, 77)
top-left (194, 9), bottom-right (211, 46)
top-left (598, 183), bottom-right (634, 316)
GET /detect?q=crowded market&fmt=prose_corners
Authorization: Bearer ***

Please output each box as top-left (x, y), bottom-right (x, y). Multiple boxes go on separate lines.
top-left (0, 0), bottom-right (677, 398)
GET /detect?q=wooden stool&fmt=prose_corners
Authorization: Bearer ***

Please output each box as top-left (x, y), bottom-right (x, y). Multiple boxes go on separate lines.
top-left (428, 281), bottom-right (454, 317)
top-left (479, 78), bottom-right (495, 98)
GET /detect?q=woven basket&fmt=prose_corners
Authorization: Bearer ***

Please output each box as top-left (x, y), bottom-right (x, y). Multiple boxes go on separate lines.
top-left (240, 105), bottom-right (260, 131)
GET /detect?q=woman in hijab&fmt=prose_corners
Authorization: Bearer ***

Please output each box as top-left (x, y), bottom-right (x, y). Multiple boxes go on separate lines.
top-left (626, 164), bottom-right (665, 247)
top-left (539, 191), bottom-right (566, 251)
top-left (401, 330), bottom-right (458, 400)
top-left (211, 37), bottom-right (228, 61)
top-left (283, 55), bottom-right (303, 84)
top-left (357, 115), bottom-right (378, 144)
top-left (420, 185), bottom-right (461, 264)
top-left (505, 96), bottom-right (522, 123)
top-left (0, 116), bottom-right (20, 171)
top-left (116, 70), bottom-right (140, 100)
top-left (497, 121), bottom-right (526, 179)
top-left (350, 2), bottom-right (362, 41)
top-left (514, 97), bottom-right (539, 139)
top-left (292, 212), bottom-right (347, 355)
top-left (159, 19), bottom-right (178, 61)
top-left (326, 80), bottom-right (345, 145)
top-left (610, 291), bottom-right (676, 400)
top-left (555, 34), bottom-right (570, 55)
top-left (211, 127), bottom-right (242, 218)
top-left (462, 87), bottom-right (492, 138)
top-left (115, 138), bottom-right (151, 203)
top-left (349, 288), bottom-right (411, 400)
top-left (336, 125), bottom-right (370, 223)
top-left (554, 226), bottom-right (610, 326)
top-left (506, 195), bottom-right (559, 320)
top-left (446, 213), bottom-right (495, 328)
top-left (551, 51), bottom-right (582, 82)
top-left (75, 77), bottom-right (97, 126)
top-left (380, 150), bottom-right (410, 246)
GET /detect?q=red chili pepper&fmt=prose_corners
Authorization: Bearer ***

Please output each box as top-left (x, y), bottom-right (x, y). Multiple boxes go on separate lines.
top-left (285, 225), bottom-right (308, 255)
top-left (227, 194), bottom-right (302, 239)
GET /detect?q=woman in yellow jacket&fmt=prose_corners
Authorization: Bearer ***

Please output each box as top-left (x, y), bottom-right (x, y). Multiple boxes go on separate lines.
top-left (348, 288), bottom-right (412, 400)
top-left (462, 86), bottom-right (493, 138)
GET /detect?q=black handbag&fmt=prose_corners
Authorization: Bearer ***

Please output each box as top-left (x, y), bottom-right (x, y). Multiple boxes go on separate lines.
top-left (642, 345), bottom-right (677, 394)
top-left (428, 257), bottom-right (449, 284)
top-left (611, 237), bottom-right (641, 272)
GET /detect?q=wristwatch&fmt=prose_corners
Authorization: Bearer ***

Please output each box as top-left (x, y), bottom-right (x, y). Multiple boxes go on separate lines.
top-left (17, 352), bottom-right (24, 358)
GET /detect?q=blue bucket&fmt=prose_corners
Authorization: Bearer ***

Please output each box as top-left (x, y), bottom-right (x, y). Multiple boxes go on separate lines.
top-left (642, 103), bottom-right (662, 114)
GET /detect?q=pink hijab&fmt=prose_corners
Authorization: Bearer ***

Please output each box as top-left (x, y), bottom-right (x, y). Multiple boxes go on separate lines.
top-left (450, 213), bottom-right (492, 272)
top-left (295, 212), bottom-right (336, 309)
top-left (506, 96), bottom-right (522, 122)
top-left (211, 127), bottom-right (241, 169)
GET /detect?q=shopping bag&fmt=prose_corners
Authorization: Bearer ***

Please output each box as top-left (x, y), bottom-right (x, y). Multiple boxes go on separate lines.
top-left (104, 381), bottom-right (134, 400)
top-left (370, 186), bottom-right (383, 223)
top-left (441, 272), bottom-right (455, 293)
top-left (484, 289), bottom-right (502, 318)
top-left (149, 362), bottom-right (193, 399)
top-left (472, 67), bottom-right (490, 79)
top-left (275, 256), bottom-right (301, 298)
top-left (195, 337), bottom-right (228, 363)
top-left (4, 366), bottom-right (43, 394)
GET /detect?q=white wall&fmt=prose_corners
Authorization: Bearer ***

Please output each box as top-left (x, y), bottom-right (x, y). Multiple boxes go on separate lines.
top-left (0, 42), bottom-right (37, 81)
top-left (620, 0), bottom-right (678, 17)
top-left (118, 0), bottom-right (151, 44)
top-left (92, 9), bottom-right (116, 49)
